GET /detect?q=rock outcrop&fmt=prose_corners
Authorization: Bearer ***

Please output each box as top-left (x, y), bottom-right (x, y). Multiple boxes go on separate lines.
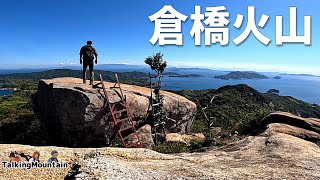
top-left (261, 112), bottom-right (320, 144)
top-left (126, 124), bottom-right (154, 148)
top-left (35, 77), bottom-right (196, 148)
top-left (1, 131), bottom-right (319, 179)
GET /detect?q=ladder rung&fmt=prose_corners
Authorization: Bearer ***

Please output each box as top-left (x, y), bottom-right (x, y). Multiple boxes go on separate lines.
top-left (154, 112), bottom-right (161, 116)
top-left (119, 125), bottom-right (134, 132)
top-left (123, 133), bottom-right (138, 141)
top-left (117, 117), bottom-right (130, 124)
top-left (114, 109), bottom-right (127, 114)
top-left (154, 122), bottom-right (166, 127)
top-left (150, 75), bottom-right (162, 78)
top-left (152, 103), bottom-right (161, 107)
top-left (113, 101), bottom-right (125, 105)
top-left (126, 141), bottom-right (142, 148)
top-left (111, 86), bottom-right (120, 89)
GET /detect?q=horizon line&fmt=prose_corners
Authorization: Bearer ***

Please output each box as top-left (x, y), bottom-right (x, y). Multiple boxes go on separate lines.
top-left (0, 63), bottom-right (320, 76)
top-left (0, 63), bottom-right (319, 76)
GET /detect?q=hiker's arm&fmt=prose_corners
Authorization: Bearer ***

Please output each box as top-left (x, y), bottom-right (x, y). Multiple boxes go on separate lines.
top-left (94, 48), bottom-right (98, 64)
top-left (79, 48), bottom-right (83, 64)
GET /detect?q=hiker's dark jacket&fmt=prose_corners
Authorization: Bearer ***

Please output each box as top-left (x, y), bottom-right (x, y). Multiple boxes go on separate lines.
top-left (80, 45), bottom-right (98, 61)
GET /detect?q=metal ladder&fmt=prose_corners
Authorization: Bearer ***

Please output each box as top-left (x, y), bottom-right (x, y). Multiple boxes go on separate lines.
top-left (147, 73), bottom-right (162, 116)
top-left (99, 74), bottom-right (143, 148)
top-left (147, 73), bottom-right (166, 144)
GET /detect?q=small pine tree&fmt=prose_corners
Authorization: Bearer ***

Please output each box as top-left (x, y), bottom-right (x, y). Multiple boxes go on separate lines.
top-left (145, 53), bottom-right (167, 75)
top-left (145, 53), bottom-right (167, 143)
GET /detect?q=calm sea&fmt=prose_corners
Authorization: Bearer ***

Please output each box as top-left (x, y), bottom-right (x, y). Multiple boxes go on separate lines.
top-left (0, 90), bottom-right (12, 97)
top-left (160, 70), bottom-right (320, 105)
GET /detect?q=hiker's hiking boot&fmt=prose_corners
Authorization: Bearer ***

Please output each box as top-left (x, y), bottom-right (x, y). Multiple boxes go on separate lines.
top-left (83, 80), bottom-right (86, 84)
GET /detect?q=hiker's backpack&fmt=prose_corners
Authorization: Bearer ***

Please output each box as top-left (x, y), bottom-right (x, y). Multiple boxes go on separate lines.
top-left (82, 45), bottom-right (95, 60)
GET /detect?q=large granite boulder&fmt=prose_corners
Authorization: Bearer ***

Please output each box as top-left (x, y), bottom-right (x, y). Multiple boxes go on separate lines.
top-left (261, 112), bottom-right (320, 144)
top-left (125, 124), bottom-right (154, 149)
top-left (35, 77), bottom-right (196, 148)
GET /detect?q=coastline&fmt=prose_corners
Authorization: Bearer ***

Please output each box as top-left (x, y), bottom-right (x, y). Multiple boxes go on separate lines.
top-left (0, 88), bottom-right (17, 91)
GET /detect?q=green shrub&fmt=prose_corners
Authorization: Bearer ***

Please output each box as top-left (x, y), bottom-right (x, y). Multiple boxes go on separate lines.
top-left (153, 142), bottom-right (189, 154)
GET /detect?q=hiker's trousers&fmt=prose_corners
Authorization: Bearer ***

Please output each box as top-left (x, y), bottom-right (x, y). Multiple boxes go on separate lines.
top-left (83, 59), bottom-right (94, 83)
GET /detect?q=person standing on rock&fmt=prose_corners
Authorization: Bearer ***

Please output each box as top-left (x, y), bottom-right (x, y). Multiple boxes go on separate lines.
top-left (80, 40), bottom-right (98, 85)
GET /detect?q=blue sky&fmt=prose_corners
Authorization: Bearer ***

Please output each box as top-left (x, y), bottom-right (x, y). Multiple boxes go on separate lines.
top-left (0, 0), bottom-right (319, 74)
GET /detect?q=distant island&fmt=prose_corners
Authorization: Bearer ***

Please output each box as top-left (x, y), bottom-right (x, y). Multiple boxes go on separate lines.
top-left (267, 89), bottom-right (280, 94)
top-left (162, 72), bottom-right (203, 78)
top-left (274, 76), bottom-right (282, 79)
top-left (214, 71), bottom-right (269, 80)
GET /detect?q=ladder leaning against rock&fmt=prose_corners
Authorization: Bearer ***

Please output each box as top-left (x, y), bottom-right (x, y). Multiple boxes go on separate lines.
top-left (99, 74), bottom-right (143, 148)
